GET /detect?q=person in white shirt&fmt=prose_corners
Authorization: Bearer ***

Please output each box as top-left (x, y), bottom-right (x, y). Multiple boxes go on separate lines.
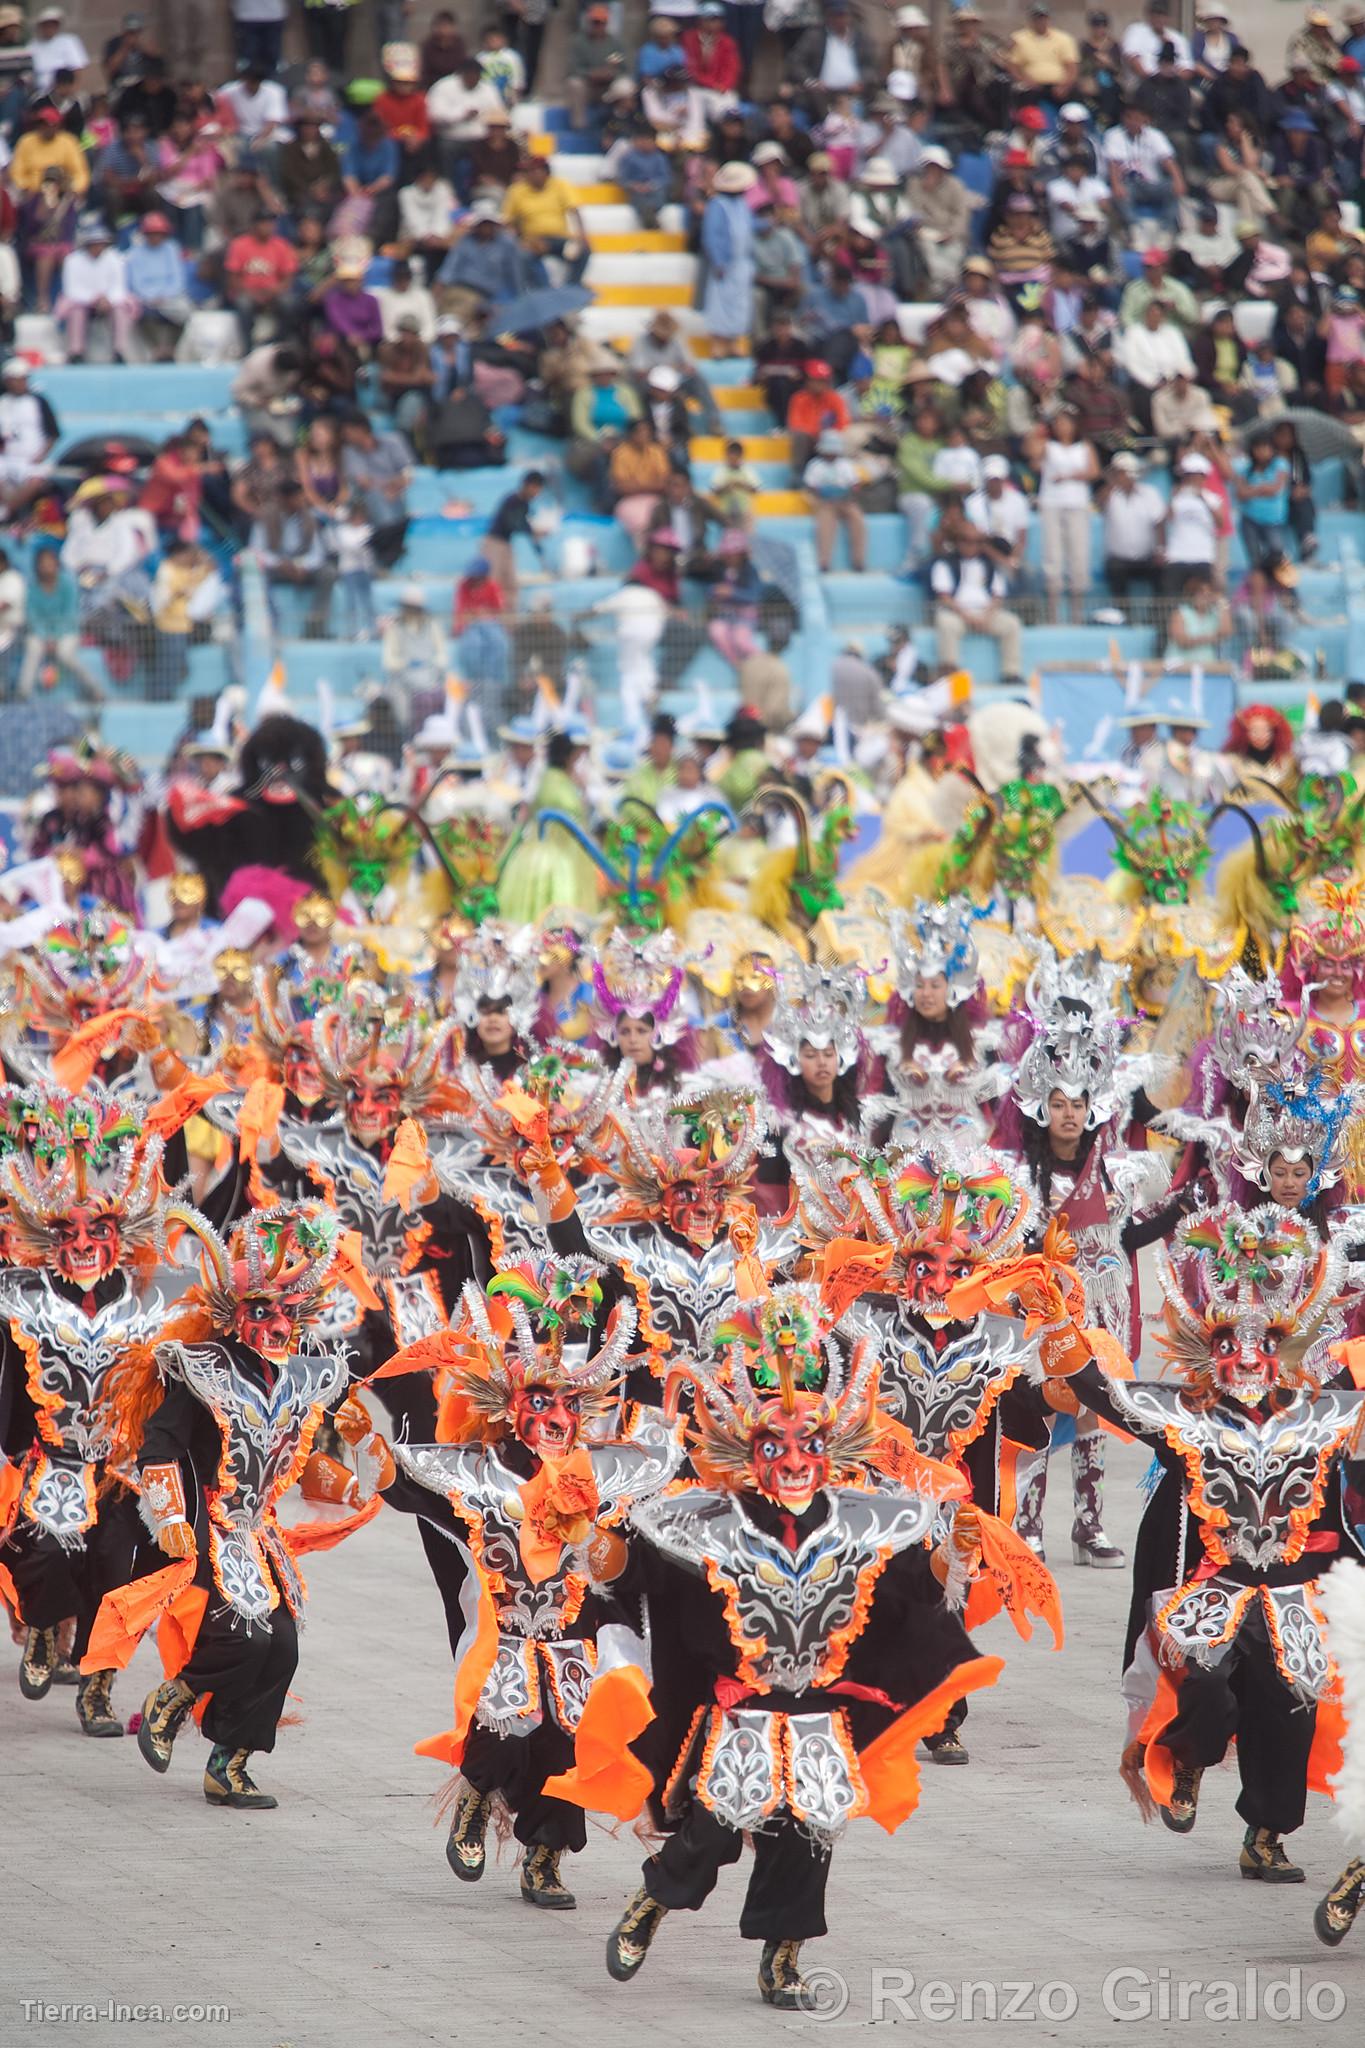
top-left (28, 6), bottom-right (88, 91)
top-left (217, 64), bottom-right (289, 146)
top-left (55, 222), bottom-right (138, 363)
top-left (965, 457), bottom-right (1030, 578)
top-left (931, 527), bottom-right (1024, 679)
top-left (1102, 103), bottom-right (1183, 230)
top-left (1121, 0), bottom-right (1192, 77)
top-left (1098, 450), bottom-right (1165, 605)
top-left (0, 545), bottom-right (25, 676)
top-left (1044, 159), bottom-right (1111, 245)
top-left (1160, 453), bottom-right (1222, 591)
top-left (1037, 408), bottom-right (1099, 621)
top-left (0, 360), bottom-right (56, 495)
top-left (427, 59), bottom-right (505, 156)
top-left (1116, 298), bottom-right (1195, 426)
top-left (376, 259), bottom-right (437, 342)
top-left (802, 428), bottom-right (869, 572)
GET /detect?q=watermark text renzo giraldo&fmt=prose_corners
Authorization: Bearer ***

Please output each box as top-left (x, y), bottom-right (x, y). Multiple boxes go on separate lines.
top-left (795, 1965), bottom-right (1348, 2023)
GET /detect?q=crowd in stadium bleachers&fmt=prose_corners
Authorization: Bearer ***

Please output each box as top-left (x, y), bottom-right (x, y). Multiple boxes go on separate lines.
top-left (0, 2), bottom-right (1357, 735)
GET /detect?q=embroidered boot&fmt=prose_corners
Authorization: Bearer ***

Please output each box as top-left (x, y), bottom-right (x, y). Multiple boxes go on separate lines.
top-left (1316, 1859), bottom-right (1365, 1945)
top-left (75, 1667), bottom-right (124, 1736)
top-left (520, 1844), bottom-right (576, 1909)
top-left (759, 1941), bottom-right (812, 2010)
top-left (1070, 1433), bottom-right (1125, 1567)
top-left (1239, 1826), bottom-right (1304, 1882)
top-left (19, 1626), bottom-right (57, 1700)
top-left (1014, 1450), bottom-right (1049, 1561)
top-left (203, 1745), bottom-right (278, 1810)
top-left (445, 1783), bottom-right (492, 1881)
top-left (138, 1677), bottom-right (197, 1771)
top-left (1161, 1763), bottom-right (1202, 1835)
top-left (606, 1886), bottom-right (669, 1982)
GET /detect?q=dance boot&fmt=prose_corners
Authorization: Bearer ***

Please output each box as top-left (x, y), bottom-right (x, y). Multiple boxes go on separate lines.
top-left (606, 1886), bottom-right (669, 1982)
top-left (521, 1845), bottom-right (576, 1909)
top-left (1070, 1434), bottom-right (1125, 1568)
top-left (19, 1626), bottom-right (57, 1699)
top-left (445, 1783), bottom-right (492, 1880)
top-left (1161, 1763), bottom-right (1202, 1834)
top-left (1316, 1860), bottom-right (1365, 1945)
top-left (759, 1941), bottom-right (812, 2010)
top-left (138, 1677), bottom-right (197, 1772)
top-left (203, 1745), bottom-right (278, 1809)
top-left (75, 1668), bottom-right (124, 1736)
top-left (1014, 1450), bottom-right (1049, 1561)
top-left (922, 1725), bottom-right (969, 1765)
top-left (1239, 1827), bottom-right (1304, 1883)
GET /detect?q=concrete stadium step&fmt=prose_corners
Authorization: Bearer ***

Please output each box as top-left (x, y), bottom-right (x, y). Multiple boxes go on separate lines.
top-left (689, 433), bottom-right (790, 462)
top-left (585, 252), bottom-right (696, 285)
top-left (589, 280), bottom-right (694, 306)
top-left (579, 202), bottom-right (686, 235)
top-left (566, 182), bottom-right (624, 206)
top-left (555, 152), bottom-right (609, 180)
top-left (587, 230), bottom-right (688, 253)
top-left (752, 489), bottom-right (810, 515)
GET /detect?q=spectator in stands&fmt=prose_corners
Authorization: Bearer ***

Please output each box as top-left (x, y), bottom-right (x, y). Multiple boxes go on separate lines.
top-left (218, 60), bottom-right (288, 157)
top-left (225, 211), bottom-right (299, 350)
top-left (322, 256), bottom-right (384, 356)
top-left (502, 155), bottom-right (589, 288)
top-left (377, 315), bottom-right (436, 445)
top-left (437, 203), bottom-right (526, 320)
top-left (398, 155), bottom-right (459, 278)
top-left (706, 529), bottom-right (763, 668)
top-left (565, 3), bottom-right (629, 132)
top-left (1150, 364), bottom-right (1216, 443)
top-left (802, 428), bottom-right (868, 573)
top-left (12, 104), bottom-right (89, 196)
top-left (274, 109), bottom-right (341, 222)
top-left (30, 8), bottom-right (88, 94)
top-left (340, 108), bottom-right (401, 244)
top-left (906, 147), bottom-right (972, 298)
top-left (232, 0), bottom-right (287, 75)
top-left (427, 56), bottom-right (505, 192)
top-left (1005, 2), bottom-right (1080, 106)
top-left (340, 411), bottom-right (412, 570)
top-left (56, 218), bottom-right (137, 364)
top-left (895, 399), bottom-right (948, 572)
top-left (0, 543), bottom-right (24, 693)
top-left (1161, 450), bottom-right (1223, 592)
top-left (421, 9), bottom-right (468, 88)
top-left (930, 526), bottom-right (1023, 683)
top-left (125, 212), bottom-right (192, 360)
top-left (1272, 419), bottom-right (1317, 561)
top-left (0, 360), bottom-right (58, 517)
top-left (483, 471), bottom-right (547, 604)
top-left (61, 474), bottom-right (155, 672)
top-left (1033, 409), bottom-right (1099, 623)
top-left (149, 539), bottom-right (224, 698)
top-left (628, 308), bottom-right (721, 434)
top-left (1166, 568), bottom-right (1231, 659)
top-left (232, 341), bottom-right (304, 445)
top-left (18, 165), bottom-right (79, 313)
top-left (140, 431), bottom-right (203, 541)
top-left (18, 542), bottom-right (104, 702)
top-left (609, 417), bottom-right (674, 549)
top-left (1117, 296), bottom-right (1196, 430)
top-left (253, 479), bottom-right (334, 637)
top-left (1103, 98), bottom-right (1184, 230)
top-left (1098, 450), bottom-right (1165, 608)
top-left (1234, 426), bottom-right (1294, 569)
top-left (964, 456), bottom-right (1030, 583)
top-left (700, 161), bottom-right (758, 352)
top-left (567, 348), bottom-right (642, 494)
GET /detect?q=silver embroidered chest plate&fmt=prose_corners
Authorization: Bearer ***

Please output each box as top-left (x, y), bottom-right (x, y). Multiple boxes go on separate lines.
top-left (844, 1302), bottom-right (1031, 1465)
top-left (633, 1485), bottom-right (937, 1694)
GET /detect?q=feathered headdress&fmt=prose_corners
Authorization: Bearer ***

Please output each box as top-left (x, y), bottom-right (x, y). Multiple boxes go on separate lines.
top-left (311, 979), bottom-right (459, 1114)
top-left (1154, 1199), bottom-right (1342, 1404)
top-left (439, 1256), bottom-right (637, 1436)
top-left (14, 909), bottom-right (151, 1030)
top-left (682, 1280), bottom-right (884, 1489)
top-left (2, 1081), bottom-right (165, 1266)
top-left (762, 961), bottom-right (865, 1076)
top-left (163, 1200), bottom-right (346, 1338)
top-left (1291, 880), bottom-right (1365, 989)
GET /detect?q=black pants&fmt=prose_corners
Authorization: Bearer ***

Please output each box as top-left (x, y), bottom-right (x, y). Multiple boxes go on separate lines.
top-left (646, 1801), bottom-right (831, 1941)
top-left (4, 1484), bottom-right (144, 1657)
top-left (180, 1573), bottom-right (299, 1754)
top-left (234, 17), bottom-right (284, 70)
top-left (304, 5), bottom-right (350, 72)
top-left (462, 1716), bottom-right (587, 1852)
top-left (1106, 555), bottom-right (1162, 603)
top-left (1161, 1618), bottom-right (1316, 1835)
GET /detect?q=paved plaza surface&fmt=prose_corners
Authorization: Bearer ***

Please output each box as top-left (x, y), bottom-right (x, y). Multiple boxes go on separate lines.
top-left (5, 1438), bottom-right (1363, 2048)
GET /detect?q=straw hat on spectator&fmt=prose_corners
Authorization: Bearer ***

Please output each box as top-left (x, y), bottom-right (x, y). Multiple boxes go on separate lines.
top-left (713, 162), bottom-right (757, 194)
top-left (860, 158), bottom-right (901, 187)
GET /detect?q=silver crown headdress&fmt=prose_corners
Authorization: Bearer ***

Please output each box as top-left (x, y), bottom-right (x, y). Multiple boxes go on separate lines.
top-left (763, 962), bottom-right (865, 1076)
top-left (449, 920), bottom-right (541, 1038)
top-left (1209, 966), bottom-right (1303, 1098)
top-left (889, 895), bottom-right (981, 1010)
top-left (590, 929), bottom-right (689, 1048)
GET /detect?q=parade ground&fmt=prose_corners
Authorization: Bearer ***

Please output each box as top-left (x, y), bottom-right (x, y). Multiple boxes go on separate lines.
top-left (5, 1429), bottom-right (1361, 2048)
